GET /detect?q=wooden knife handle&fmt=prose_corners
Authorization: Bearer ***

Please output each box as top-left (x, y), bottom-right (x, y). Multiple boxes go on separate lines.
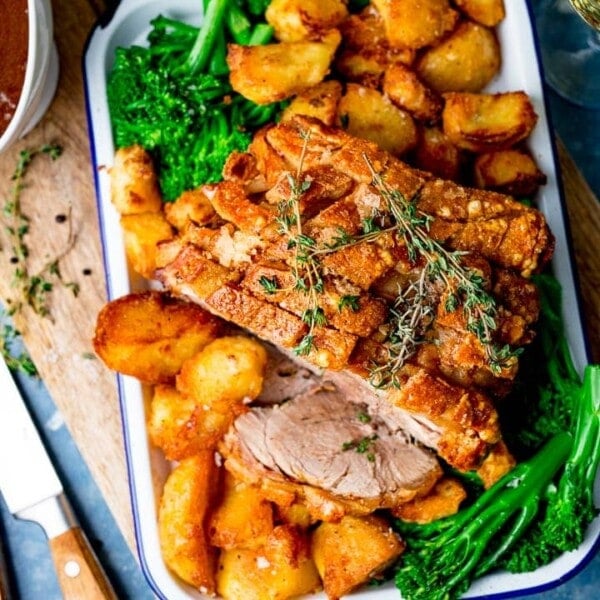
top-left (49, 528), bottom-right (117, 599)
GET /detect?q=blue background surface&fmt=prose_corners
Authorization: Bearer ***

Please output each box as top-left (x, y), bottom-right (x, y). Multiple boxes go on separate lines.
top-left (1, 1), bottom-right (600, 598)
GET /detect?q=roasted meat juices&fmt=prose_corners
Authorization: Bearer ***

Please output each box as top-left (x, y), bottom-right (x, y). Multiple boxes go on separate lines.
top-left (0, 0), bottom-right (29, 136)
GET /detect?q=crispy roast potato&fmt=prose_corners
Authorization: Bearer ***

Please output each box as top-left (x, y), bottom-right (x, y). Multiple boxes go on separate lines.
top-left (383, 63), bottom-right (443, 122)
top-left (454, 0), bottom-right (506, 26)
top-left (473, 148), bottom-right (547, 196)
top-left (392, 477), bottom-right (467, 523)
top-left (119, 212), bottom-right (173, 279)
top-left (109, 145), bottom-right (163, 215)
top-left (158, 452), bottom-right (220, 592)
top-left (337, 83), bottom-right (417, 156)
top-left (163, 188), bottom-right (216, 230)
top-left (476, 440), bottom-right (517, 488)
top-left (414, 125), bottom-right (464, 181)
top-left (371, 0), bottom-right (458, 49)
top-left (208, 472), bottom-right (274, 550)
top-left (93, 291), bottom-right (221, 384)
top-left (335, 6), bottom-right (415, 87)
top-left (148, 384), bottom-right (232, 459)
top-left (217, 525), bottom-right (321, 600)
top-left (442, 91), bottom-right (538, 152)
top-left (311, 514), bottom-right (405, 599)
top-left (416, 21), bottom-right (501, 93)
top-left (176, 335), bottom-right (268, 412)
top-left (227, 29), bottom-right (341, 105)
top-left (281, 80), bottom-right (343, 126)
top-left (266, 0), bottom-right (348, 42)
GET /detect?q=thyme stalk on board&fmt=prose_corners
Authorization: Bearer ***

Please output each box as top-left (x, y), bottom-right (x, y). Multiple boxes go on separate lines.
top-left (1, 144), bottom-right (80, 375)
top-left (2, 144), bottom-right (80, 319)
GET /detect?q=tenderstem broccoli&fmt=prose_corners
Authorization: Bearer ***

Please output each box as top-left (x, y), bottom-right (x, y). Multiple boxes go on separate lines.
top-left (107, 0), bottom-right (279, 201)
top-left (394, 272), bottom-right (600, 600)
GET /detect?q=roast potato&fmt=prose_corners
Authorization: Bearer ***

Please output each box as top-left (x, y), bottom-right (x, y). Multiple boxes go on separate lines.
top-left (217, 525), bottom-right (321, 600)
top-left (281, 80), bottom-right (343, 126)
top-left (176, 335), bottom-right (268, 413)
top-left (119, 212), bottom-right (173, 279)
top-left (163, 187), bottom-right (216, 230)
top-left (442, 91), bottom-right (538, 152)
top-left (227, 29), bottom-right (341, 104)
top-left (158, 452), bottom-right (220, 592)
top-left (392, 477), bottom-right (467, 523)
top-left (93, 291), bottom-right (221, 384)
top-left (337, 83), bottom-right (417, 156)
top-left (208, 472), bottom-right (274, 550)
top-left (266, 0), bottom-right (348, 42)
top-left (414, 125), bottom-right (464, 181)
top-left (473, 148), bottom-right (547, 196)
top-left (383, 63), bottom-right (443, 122)
top-left (109, 145), bottom-right (162, 215)
top-left (371, 0), bottom-right (458, 50)
top-left (454, 0), bottom-right (506, 26)
top-left (416, 21), bottom-right (501, 93)
top-left (311, 514), bottom-right (405, 599)
top-left (335, 6), bottom-right (415, 87)
top-left (148, 384), bottom-right (232, 459)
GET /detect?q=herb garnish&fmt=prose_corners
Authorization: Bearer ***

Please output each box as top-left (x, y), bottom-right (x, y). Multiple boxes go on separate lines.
top-left (342, 434), bottom-right (379, 462)
top-left (364, 155), bottom-right (521, 385)
top-left (268, 130), bottom-right (519, 383)
top-left (2, 144), bottom-right (80, 319)
top-left (0, 315), bottom-right (37, 376)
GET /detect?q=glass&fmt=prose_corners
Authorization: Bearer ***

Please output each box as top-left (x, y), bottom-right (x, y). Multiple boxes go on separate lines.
top-left (535, 0), bottom-right (600, 109)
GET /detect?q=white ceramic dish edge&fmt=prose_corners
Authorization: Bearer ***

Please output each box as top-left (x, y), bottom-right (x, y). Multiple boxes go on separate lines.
top-left (82, 1), bottom-right (599, 599)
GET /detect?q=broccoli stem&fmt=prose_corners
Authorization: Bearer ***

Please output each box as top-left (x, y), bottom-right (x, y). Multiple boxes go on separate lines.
top-left (184, 0), bottom-right (230, 75)
top-left (396, 364), bottom-right (600, 600)
top-left (395, 433), bottom-right (572, 600)
top-left (226, 2), bottom-right (252, 44)
top-left (247, 23), bottom-right (274, 45)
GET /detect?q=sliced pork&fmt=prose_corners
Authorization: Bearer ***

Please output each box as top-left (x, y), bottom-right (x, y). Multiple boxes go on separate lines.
top-left (221, 384), bottom-right (442, 520)
top-left (156, 116), bottom-right (554, 471)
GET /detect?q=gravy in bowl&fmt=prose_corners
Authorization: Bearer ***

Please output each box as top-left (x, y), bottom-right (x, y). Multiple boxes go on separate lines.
top-left (0, 0), bottom-right (29, 137)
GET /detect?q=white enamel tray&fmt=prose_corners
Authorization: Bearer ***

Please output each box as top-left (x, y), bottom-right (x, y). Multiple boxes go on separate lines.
top-left (83, 1), bottom-right (598, 598)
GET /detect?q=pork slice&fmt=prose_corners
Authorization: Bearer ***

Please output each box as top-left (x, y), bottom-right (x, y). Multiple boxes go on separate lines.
top-left (223, 384), bottom-right (442, 517)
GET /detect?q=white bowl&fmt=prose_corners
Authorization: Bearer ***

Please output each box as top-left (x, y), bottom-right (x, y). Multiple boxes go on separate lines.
top-left (0, 0), bottom-right (59, 154)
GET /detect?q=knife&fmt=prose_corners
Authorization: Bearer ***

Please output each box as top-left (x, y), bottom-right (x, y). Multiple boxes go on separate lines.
top-left (0, 359), bottom-right (117, 599)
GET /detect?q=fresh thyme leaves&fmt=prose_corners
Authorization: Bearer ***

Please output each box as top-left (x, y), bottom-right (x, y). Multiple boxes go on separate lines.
top-left (258, 275), bottom-right (279, 294)
top-left (269, 129), bottom-right (518, 380)
top-left (2, 144), bottom-right (79, 319)
top-left (0, 314), bottom-right (37, 376)
top-left (338, 295), bottom-right (360, 312)
top-left (364, 154), bottom-right (521, 382)
top-left (357, 410), bottom-right (372, 424)
top-left (342, 434), bottom-right (378, 462)
top-left (370, 269), bottom-right (436, 389)
top-left (275, 131), bottom-right (325, 356)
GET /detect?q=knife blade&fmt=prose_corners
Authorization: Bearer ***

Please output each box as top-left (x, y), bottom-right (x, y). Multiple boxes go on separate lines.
top-left (0, 358), bottom-right (117, 599)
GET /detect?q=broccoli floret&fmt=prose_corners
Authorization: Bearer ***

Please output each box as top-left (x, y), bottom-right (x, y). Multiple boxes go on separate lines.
top-left (502, 364), bottom-right (600, 572)
top-left (394, 432), bottom-right (573, 600)
top-left (106, 0), bottom-right (280, 201)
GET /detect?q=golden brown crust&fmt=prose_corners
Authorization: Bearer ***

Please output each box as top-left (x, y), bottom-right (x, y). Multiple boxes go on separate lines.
top-left (155, 116), bottom-right (554, 470)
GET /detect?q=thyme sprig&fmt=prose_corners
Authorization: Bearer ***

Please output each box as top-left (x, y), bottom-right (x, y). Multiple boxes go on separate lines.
top-left (272, 131), bottom-right (327, 356)
top-left (0, 312), bottom-right (37, 376)
top-left (364, 155), bottom-right (521, 383)
top-left (267, 131), bottom-right (518, 382)
top-left (370, 269), bottom-right (436, 389)
top-left (2, 144), bottom-right (80, 319)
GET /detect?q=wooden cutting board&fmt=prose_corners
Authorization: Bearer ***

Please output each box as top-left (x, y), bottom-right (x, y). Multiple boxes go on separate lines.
top-left (0, 0), bottom-right (598, 555)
